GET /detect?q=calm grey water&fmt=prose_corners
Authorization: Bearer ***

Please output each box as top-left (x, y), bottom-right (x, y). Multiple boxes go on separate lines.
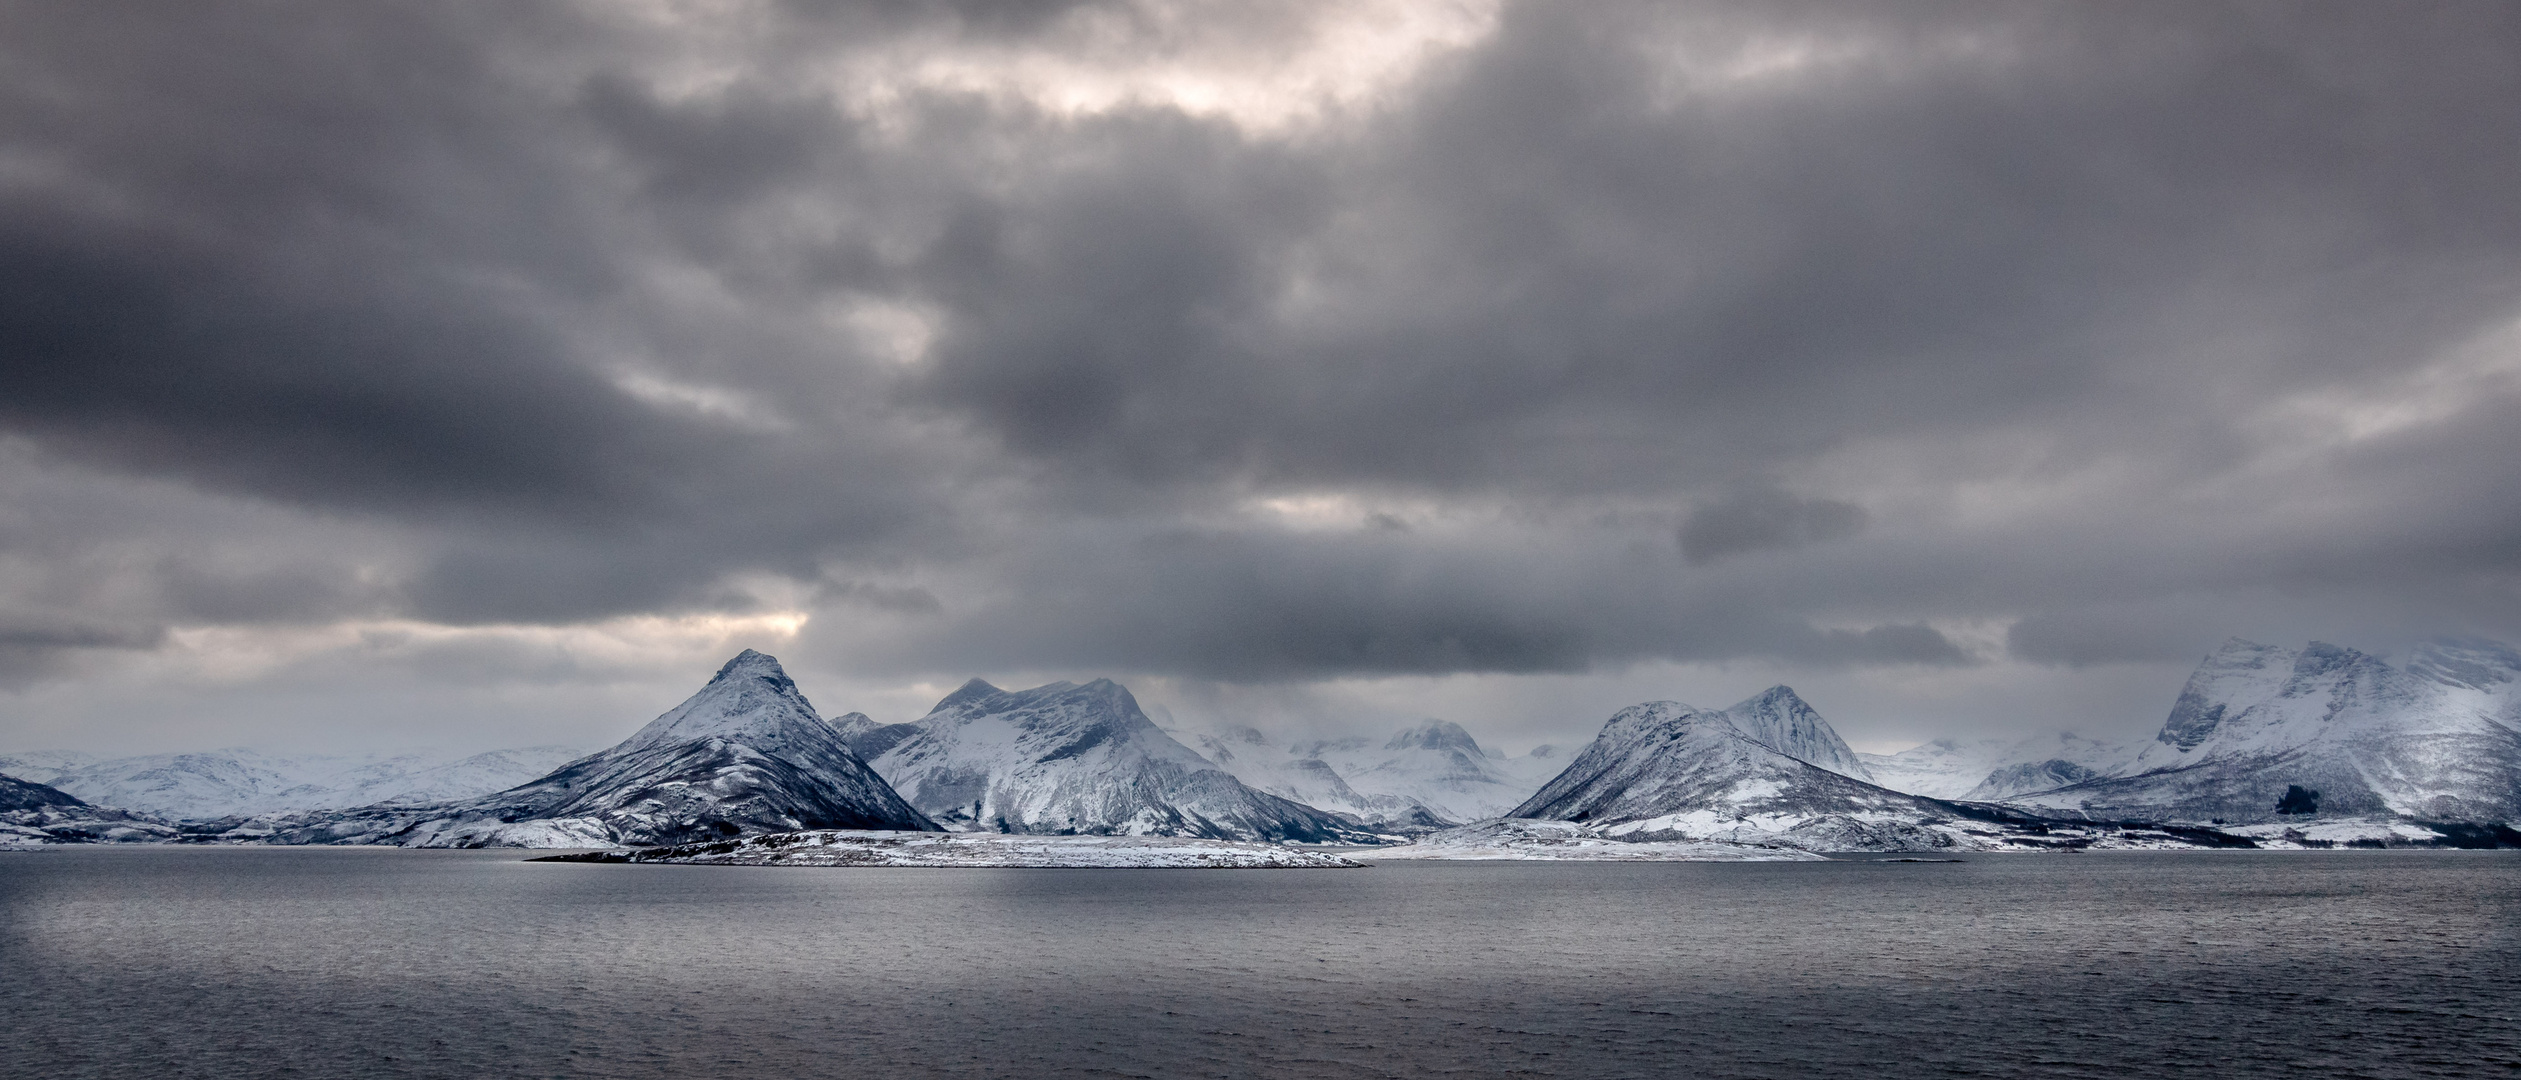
top-left (2, 848), bottom-right (2516, 1079)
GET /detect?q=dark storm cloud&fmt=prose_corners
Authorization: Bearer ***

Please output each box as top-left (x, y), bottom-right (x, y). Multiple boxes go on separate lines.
top-left (899, 2), bottom-right (2521, 498)
top-left (1, 0), bottom-right (2517, 695)
top-left (0, 621), bottom-right (166, 687)
top-left (1679, 486), bottom-right (1867, 565)
top-left (810, 523), bottom-right (1972, 680)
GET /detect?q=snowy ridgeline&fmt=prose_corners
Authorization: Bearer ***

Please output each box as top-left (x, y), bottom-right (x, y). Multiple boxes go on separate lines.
top-left (1179, 720), bottom-right (1566, 833)
top-left (838, 677), bottom-right (1375, 843)
top-left (0, 745), bottom-right (590, 820)
top-left (6, 636), bottom-right (2519, 856)
top-left (1857, 638), bottom-right (2521, 830)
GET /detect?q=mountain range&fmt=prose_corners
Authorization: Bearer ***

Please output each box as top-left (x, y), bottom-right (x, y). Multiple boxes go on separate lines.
top-left (0, 745), bottom-right (587, 820)
top-left (1859, 732), bottom-right (2137, 801)
top-left (2004, 639), bottom-right (2521, 828)
top-left (5, 636), bottom-right (2515, 851)
top-left (238, 650), bottom-right (935, 847)
top-left (1, 772), bottom-right (178, 846)
top-left (1189, 720), bottom-right (1564, 832)
top-left (842, 677), bottom-right (1373, 842)
top-left (1507, 688), bottom-right (2064, 852)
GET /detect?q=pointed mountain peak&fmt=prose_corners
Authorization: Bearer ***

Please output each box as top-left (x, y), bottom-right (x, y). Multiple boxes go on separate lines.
top-left (610, 650), bottom-right (826, 756)
top-left (712, 649), bottom-right (791, 684)
top-left (1720, 686), bottom-right (1868, 779)
top-left (1728, 685), bottom-right (1811, 713)
top-left (933, 677), bottom-right (1004, 713)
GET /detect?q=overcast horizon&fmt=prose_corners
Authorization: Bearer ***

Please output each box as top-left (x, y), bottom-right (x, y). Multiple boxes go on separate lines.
top-left (4, 1), bottom-right (2518, 759)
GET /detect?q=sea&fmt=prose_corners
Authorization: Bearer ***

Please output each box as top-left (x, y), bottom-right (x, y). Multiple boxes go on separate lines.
top-left (3, 847), bottom-right (2515, 1079)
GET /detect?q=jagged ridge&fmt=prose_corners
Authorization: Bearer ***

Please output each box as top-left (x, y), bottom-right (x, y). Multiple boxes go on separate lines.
top-left (865, 677), bottom-right (1378, 842)
top-left (2005, 639), bottom-right (2521, 825)
top-left (247, 650), bottom-right (936, 847)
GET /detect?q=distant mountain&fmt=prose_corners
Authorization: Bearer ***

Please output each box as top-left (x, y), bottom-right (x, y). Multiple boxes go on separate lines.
top-left (1861, 732), bottom-right (2138, 801)
top-left (833, 711), bottom-right (921, 761)
top-left (251, 650), bottom-right (936, 847)
top-left (1194, 720), bottom-right (1560, 832)
top-left (1509, 694), bottom-right (2031, 852)
top-left (863, 678), bottom-right (1376, 842)
top-left (1192, 727), bottom-right (1440, 831)
top-left (0, 771), bottom-right (84, 812)
top-left (0, 745), bottom-right (587, 820)
top-left (2006, 639), bottom-right (2521, 826)
top-left (1, 771), bottom-right (178, 846)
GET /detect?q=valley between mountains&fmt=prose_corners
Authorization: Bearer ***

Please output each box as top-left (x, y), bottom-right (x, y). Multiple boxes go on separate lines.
top-left (8, 638), bottom-right (2519, 862)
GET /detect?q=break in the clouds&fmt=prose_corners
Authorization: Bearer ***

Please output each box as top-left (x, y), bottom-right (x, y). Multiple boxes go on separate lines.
top-left (2, 1), bottom-right (2518, 751)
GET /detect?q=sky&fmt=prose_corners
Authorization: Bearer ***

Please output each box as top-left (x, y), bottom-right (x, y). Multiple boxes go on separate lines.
top-left (3, 1), bottom-right (2517, 759)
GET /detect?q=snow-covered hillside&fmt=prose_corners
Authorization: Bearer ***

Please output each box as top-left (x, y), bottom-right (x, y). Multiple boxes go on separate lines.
top-left (2006, 639), bottom-right (2521, 825)
top-left (1, 771), bottom-right (178, 846)
top-left (1508, 698), bottom-right (2001, 851)
top-left (2405, 637), bottom-right (2521, 726)
top-left (249, 650), bottom-right (936, 847)
top-left (860, 678), bottom-right (1376, 842)
top-left (1721, 687), bottom-right (1873, 780)
top-left (0, 745), bottom-right (586, 820)
top-left (1191, 720), bottom-right (1561, 832)
top-left (1860, 732), bottom-right (2137, 801)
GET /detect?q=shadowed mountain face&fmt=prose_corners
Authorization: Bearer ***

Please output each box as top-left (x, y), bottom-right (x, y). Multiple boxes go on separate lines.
top-left (1, 772), bottom-right (86, 812)
top-left (254, 650), bottom-right (936, 847)
top-left (863, 677), bottom-right (1376, 842)
top-left (2007, 639), bottom-right (2521, 825)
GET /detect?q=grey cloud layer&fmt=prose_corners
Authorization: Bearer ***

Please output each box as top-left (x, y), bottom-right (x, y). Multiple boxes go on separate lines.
top-left (2, 1), bottom-right (2517, 689)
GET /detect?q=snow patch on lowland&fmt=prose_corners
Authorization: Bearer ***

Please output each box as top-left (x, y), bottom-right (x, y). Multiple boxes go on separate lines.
top-left (538, 829), bottom-right (1367, 868)
top-left (1366, 818), bottom-right (1824, 861)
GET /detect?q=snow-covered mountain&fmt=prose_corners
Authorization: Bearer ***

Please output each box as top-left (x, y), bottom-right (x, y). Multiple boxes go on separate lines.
top-left (1860, 732), bottom-right (2138, 801)
top-left (1190, 727), bottom-right (1439, 831)
top-left (252, 650), bottom-right (935, 847)
top-left (2406, 637), bottom-right (2521, 726)
top-left (1, 771), bottom-right (178, 846)
top-left (0, 745), bottom-right (588, 820)
top-left (1191, 720), bottom-right (1562, 832)
top-left (1507, 690), bottom-right (2060, 852)
top-left (856, 678), bottom-right (1375, 842)
top-left (0, 771), bottom-right (82, 812)
top-left (1721, 687), bottom-right (1873, 780)
top-left (2005, 639), bottom-right (2521, 825)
